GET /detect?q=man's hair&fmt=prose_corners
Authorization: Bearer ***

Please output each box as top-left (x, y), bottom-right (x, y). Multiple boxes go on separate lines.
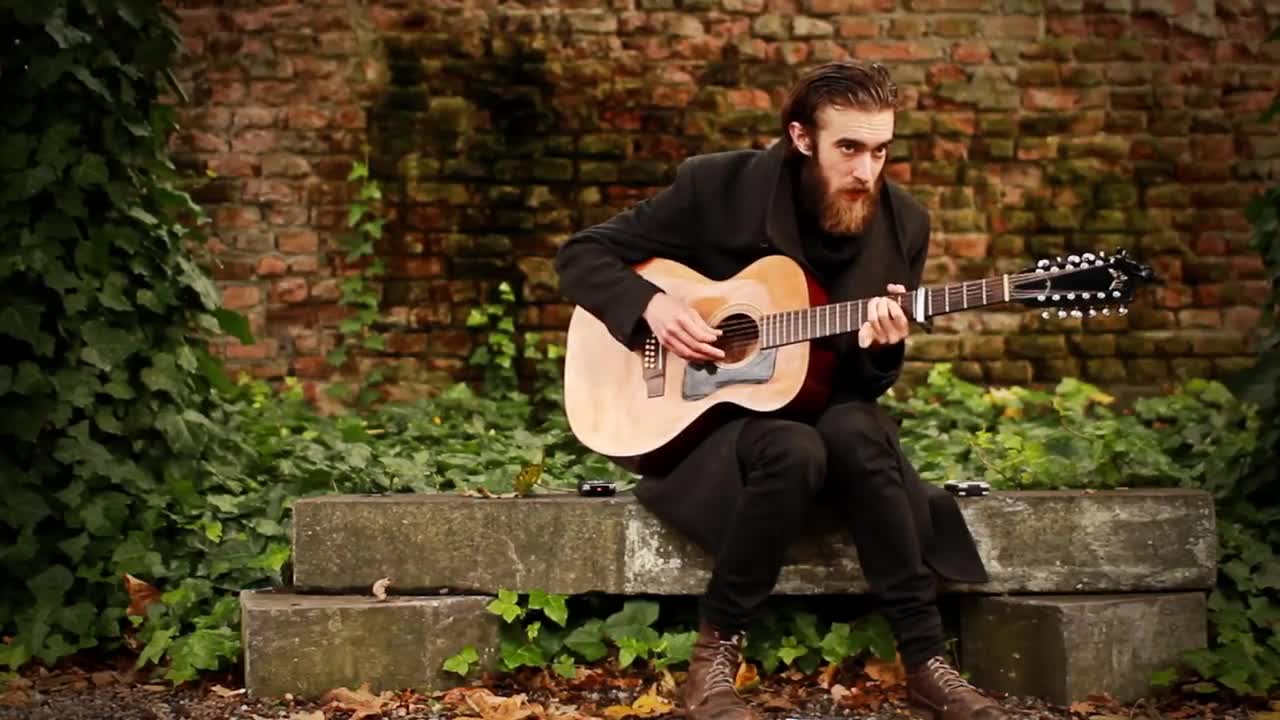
top-left (780, 61), bottom-right (899, 144)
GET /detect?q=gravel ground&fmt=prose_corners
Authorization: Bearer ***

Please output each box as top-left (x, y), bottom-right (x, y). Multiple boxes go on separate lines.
top-left (0, 666), bottom-right (1267, 720)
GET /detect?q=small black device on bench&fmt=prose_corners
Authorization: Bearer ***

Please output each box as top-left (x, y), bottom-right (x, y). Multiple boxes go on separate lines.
top-left (578, 479), bottom-right (617, 497)
top-left (944, 480), bottom-right (991, 497)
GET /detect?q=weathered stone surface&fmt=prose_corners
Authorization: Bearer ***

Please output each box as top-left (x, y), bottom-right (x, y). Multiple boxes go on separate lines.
top-left (292, 490), bottom-right (1216, 595)
top-left (241, 591), bottom-right (500, 697)
top-left (960, 592), bottom-right (1207, 704)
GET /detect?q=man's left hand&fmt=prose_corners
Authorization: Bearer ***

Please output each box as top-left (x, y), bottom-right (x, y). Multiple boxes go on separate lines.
top-left (858, 283), bottom-right (910, 349)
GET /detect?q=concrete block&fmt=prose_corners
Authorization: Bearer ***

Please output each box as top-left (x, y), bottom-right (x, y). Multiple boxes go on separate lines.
top-left (241, 590), bottom-right (500, 698)
top-left (960, 592), bottom-right (1208, 704)
top-left (291, 490), bottom-right (1216, 596)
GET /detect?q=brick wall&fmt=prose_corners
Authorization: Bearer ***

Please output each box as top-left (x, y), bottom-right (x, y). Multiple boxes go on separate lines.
top-left (170, 0), bottom-right (1279, 395)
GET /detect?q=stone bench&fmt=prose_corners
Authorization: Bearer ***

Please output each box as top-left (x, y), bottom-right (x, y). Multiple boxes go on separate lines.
top-left (242, 488), bottom-right (1216, 704)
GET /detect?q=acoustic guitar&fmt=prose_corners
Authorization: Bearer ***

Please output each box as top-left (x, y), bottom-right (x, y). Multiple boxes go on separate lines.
top-left (563, 250), bottom-right (1156, 475)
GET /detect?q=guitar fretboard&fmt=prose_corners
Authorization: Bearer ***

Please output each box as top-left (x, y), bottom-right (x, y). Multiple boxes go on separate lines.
top-left (760, 275), bottom-right (1011, 349)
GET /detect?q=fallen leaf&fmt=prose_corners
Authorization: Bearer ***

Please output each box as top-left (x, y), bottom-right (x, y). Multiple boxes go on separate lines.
top-left (1087, 715), bottom-right (1129, 720)
top-left (0, 689), bottom-right (30, 708)
top-left (657, 668), bottom-right (676, 695)
top-left (864, 655), bottom-right (906, 687)
top-left (756, 692), bottom-right (798, 711)
top-left (323, 682), bottom-right (393, 720)
top-left (830, 683), bottom-right (850, 702)
top-left (602, 684), bottom-right (672, 719)
top-left (733, 661), bottom-right (758, 690)
top-left (90, 671), bottom-right (117, 687)
top-left (210, 684), bottom-right (245, 698)
top-left (123, 574), bottom-right (162, 617)
top-left (816, 662), bottom-right (838, 689)
top-left (142, 684), bottom-right (168, 692)
top-left (463, 689), bottom-right (544, 720)
top-left (1069, 700), bottom-right (1096, 715)
top-left (286, 712), bottom-right (325, 720)
top-left (371, 577), bottom-right (392, 601)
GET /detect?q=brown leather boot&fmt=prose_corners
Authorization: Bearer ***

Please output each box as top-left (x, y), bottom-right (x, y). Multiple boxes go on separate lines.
top-left (676, 622), bottom-right (761, 720)
top-left (906, 656), bottom-right (1008, 720)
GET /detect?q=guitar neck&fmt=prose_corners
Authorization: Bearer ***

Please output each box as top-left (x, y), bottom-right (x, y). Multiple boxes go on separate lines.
top-left (760, 275), bottom-right (1013, 349)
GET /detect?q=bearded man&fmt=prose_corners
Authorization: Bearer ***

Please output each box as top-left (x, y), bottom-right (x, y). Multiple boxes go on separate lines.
top-left (554, 61), bottom-right (1008, 720)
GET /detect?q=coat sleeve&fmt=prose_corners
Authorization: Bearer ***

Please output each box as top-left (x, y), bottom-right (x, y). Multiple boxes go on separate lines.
top-left (848, 213), bottom-right (930, 400)
top-left (554, 159), bottom-right (701, 348)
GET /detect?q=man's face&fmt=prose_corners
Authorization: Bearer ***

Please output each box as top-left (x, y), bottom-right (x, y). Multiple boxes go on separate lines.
top-left (792, 105), bottom-right (894, 236)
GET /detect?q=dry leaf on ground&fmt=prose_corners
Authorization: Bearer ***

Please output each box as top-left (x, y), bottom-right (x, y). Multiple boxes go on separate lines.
top-left (322, 682), bottom-right (393, 720)
top-left (210, 684), bottom-right (245, 698)
top-left (123, 574), bottom-right (162, 617)
top-left (830, 683), bottom-right (851, 702)
top-left (864, 655), bottom-right (906, 687)
top-left (463, 689), bottom-right (544, 720)
top-left (817, 662), bottom-right (838, 689)
top-left (371, 577), bottom-right (392, 601)
top-left (602, 685), bottom-right (673, 719)
top-left (733, 661), bottom-right (758, 690)
top-left (90, 671), bottom-right (117, 687)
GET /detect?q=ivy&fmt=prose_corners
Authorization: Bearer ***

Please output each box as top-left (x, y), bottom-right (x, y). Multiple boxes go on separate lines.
top-left (326, 156), bottom-right (390, 406)
top-left (0, 0), bottom-right (258, 677)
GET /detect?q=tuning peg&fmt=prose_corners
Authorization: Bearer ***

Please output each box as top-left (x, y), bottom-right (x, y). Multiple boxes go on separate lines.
top-left (1037, 259), bottom-right (1050, 268)
top-left (1070, 309), bottom-right (1083, 318)
top-left (1041, 310), bottom-right (1051, 319)
top-left (1083, 253), bottom-right (1096, 261)
top-left (1037, 294), bottom-right (1047, 301)
top-left (1118, 306), bottom-right (1128, 315)
top-left (1098, 250), bottom-right (1106, 257)
top-left (1068, 254), bottom-right (1080, 263)
top-left (1087, 308), bottom-right (1098, 317)
top-left (1101, 308), bottom-right (1111, 315)
top-left (1057, 310), bottom-right (1068, 319)
top-left (1067, 292), bottom-right (1076, 300)
top-left (1112, 291), bottom-right (1122, 298)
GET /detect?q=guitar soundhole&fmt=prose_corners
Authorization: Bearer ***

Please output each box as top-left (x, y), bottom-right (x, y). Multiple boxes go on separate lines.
top-left (714, 313), bottom-right (760, 365)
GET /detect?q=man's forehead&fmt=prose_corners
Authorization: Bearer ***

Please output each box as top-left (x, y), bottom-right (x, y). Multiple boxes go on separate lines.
top-left (815, 105), bottom-right (895, 143)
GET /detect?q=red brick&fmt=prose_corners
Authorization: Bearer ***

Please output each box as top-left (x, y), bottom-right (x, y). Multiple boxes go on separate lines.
top-left (277, 230), bottom-right (319, 253)
top-left (289, 255), bottom-right (320, 274)
top-left (310, 278), bottom-right (341, 301)
top-left (332, 106), bottom-right (367, 129)
top-left (986, 16), bottom-right (1040, 39)
top-left (271, 277), bottom-right (309, 303)
top-left (287, 107), bottom-right (330, 130)
top-left (233, 107), bottom-right (278, 129)
top-left (256, 255), bottom-right (288, 277)
top-left (224, 339), bottom-right (277, 360)
top-left (429, 330), bottom-right (473, 356)
top-left (1157, 285), bottom-right (1194, 308)
top-left (294, 355), bottom-right (330, 378)
top-left (947, 234), bottom-right (989, 258)
top-left (837, 18), bottom-right (881, 37)
top-left (854, 42), bottom-right (941, 61)
top-left (262, 154), bottom-right (312, 177)
top-left (243, 179), bottom-right (297, 204)
top-left (1223, 306), bottom-right (1262, 333)
top-left (387, 332), bottom-right (429, 354)
top-left (222, 283), bottom-right (262, 308)
top-left (207, 154), bottom-right (259, 178)
top-left (387, 256), bottom-right (445, 279)
top-left (268, 206), bottom-right (309, 227)
top-left (1231, 254), bottom-right (1265, 278)
top-left (952, 41), bottom-right (991, 63)
top-left (231, 129), bottom-right (278, 154)
top-left (213, 206), bottom-right (262, 229)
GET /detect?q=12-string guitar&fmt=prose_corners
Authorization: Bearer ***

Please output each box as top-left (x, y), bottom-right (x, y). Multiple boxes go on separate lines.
top-left (563, 250), bottom-right (1155, 475)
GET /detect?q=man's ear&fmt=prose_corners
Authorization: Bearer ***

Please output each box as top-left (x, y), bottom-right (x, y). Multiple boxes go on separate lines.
top-left (787, 121), bottom-right (812, 156)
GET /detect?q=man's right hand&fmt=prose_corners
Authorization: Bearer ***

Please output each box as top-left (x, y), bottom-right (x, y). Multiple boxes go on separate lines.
top-left (642, 293), bottom-right (725, 362)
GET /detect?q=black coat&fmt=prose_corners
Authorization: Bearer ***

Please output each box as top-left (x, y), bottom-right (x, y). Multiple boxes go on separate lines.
top-left (555, 140), bottom-right (989, 584)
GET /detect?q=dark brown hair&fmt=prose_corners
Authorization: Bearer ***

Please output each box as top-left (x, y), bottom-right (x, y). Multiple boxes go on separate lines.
top-left (780, 61), bottom-right (899, 145)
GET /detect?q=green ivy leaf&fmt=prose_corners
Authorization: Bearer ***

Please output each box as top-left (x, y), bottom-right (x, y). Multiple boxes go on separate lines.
top-left (79, 320), bottom-right (138, 370)
top-left (212, 308), bottom-right (254, 344)
top-left (155, 408), bottom-right (195, 453)
top-left (72, 153), bottom-right (109, 187)
top-left (443, 645), bottom-right (479, 676)
top-left (486, 589), bottom-right (524, 623)
top-left (0, 300), bottom-right (55, 356)
top-left (564, 619), bottom-right (607, 661)
top-left (603, 599), bottom-right (659, 642)
top-left (0, 133), bottom-right (33, 171)
top-left (141, 353), bottom-right (186, 397)
top-left (27, 565), bottom-right (74, 612)
top-left (552, 653), bottom-right (577, 679)
top-left (527, 590), bottom-right (569, 627)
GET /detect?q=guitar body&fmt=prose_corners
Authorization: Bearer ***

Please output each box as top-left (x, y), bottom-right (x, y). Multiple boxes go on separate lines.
top-left (563, 255), bottom-right (835, 475)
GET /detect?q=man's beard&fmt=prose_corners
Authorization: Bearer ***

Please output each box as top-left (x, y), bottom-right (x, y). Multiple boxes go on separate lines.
top-left (800, 153), bottom-right (883, 236)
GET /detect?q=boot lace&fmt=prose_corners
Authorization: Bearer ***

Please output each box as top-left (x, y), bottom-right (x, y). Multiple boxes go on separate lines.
top-left (704, 631), bottom-right (744, 692)
top-left (925, 657), bottom-right (978, 694)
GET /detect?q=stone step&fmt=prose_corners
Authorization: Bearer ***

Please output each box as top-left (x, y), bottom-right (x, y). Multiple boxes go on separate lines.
top-left (960, 592), bottom-right (1208, 704)
top-left (241, 590), bottom-right (500, 698)
top-left (290, 489), bottom-right (1216, 595)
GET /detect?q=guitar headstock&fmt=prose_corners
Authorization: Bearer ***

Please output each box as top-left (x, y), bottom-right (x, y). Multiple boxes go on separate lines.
top-left (1010, 249), bottom-right (1157, 319)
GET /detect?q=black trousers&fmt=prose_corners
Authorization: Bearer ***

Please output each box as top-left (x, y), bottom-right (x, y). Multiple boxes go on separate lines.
top-left (696, 402), bottom-right (946, 671)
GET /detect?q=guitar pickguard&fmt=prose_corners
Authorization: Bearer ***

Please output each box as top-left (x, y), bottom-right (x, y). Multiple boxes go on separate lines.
top-left (682, 349), bottom-right (778, 401)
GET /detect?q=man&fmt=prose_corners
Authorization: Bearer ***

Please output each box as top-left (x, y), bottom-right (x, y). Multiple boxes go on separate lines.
top-left (554, 61), bottom-right (1007, 720)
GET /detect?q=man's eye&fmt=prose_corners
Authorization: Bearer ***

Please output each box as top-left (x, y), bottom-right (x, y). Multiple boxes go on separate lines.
top-left (872, 146), bottom-right (888, 157)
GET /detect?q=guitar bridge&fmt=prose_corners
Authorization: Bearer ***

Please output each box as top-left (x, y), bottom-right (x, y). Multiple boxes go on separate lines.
top-left (641, 335), bottom-right (665, 398)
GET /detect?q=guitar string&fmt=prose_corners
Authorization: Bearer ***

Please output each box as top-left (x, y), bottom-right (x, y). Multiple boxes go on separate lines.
top-left (705, 287), bottom-right (1072, 339)
top-left (704, 288), bottom-right (1096, 345)
top-left (696, 267), bottom-right (1112, 340)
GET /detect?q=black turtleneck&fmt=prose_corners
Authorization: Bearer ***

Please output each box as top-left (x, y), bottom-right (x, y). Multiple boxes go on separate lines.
top-left (791, 162), bottom-right (866, 288)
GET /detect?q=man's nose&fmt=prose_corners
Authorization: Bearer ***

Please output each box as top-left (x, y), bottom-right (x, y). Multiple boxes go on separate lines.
top-left (850, 155), bottom-right (873, 184)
